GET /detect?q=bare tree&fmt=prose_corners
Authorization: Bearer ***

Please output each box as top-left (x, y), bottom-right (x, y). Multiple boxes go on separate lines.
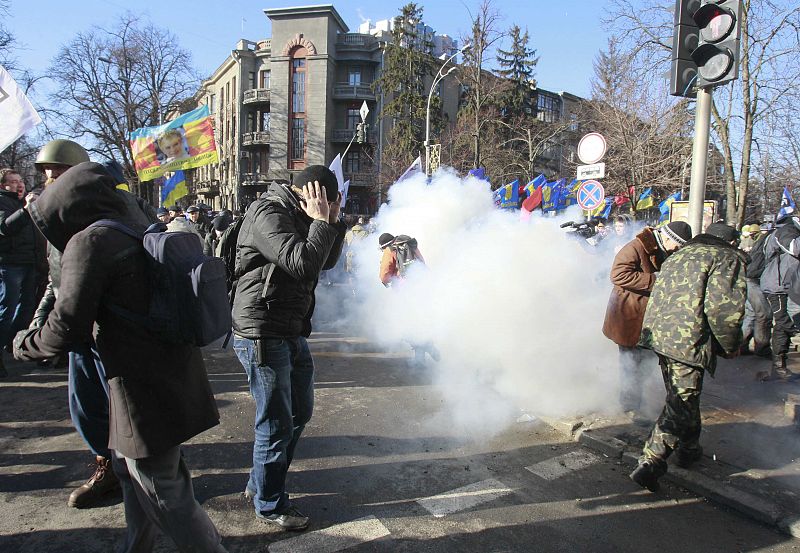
top-left (604, 0), bottom-right (800, 227)
top-left (48, 14), bottom-right (199, 197)
top-left (0, 0), bottom-right (14, 69)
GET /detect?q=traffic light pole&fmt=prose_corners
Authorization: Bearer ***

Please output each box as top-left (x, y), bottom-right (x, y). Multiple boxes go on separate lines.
top-left (687, 87), bottom-right (712, 236)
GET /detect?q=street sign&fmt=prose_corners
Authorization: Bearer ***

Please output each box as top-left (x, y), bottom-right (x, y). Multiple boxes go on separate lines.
top-left (577, 180), bottom-right (605, 211)
top-left (577, 162), bottom-right (605, 180)
top-left (360, 100), bottom-right (369, 122)
top-left (577, 132), bottom-right (607, 165)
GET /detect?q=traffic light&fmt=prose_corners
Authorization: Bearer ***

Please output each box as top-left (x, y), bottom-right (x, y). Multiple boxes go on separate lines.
top-left (691, 0), bottom-right (743, 88)
top-left (670, 0), bottom-right (701, 97)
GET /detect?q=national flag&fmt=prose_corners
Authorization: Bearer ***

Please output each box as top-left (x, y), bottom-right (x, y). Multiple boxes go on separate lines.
top-left (494, 179), bottom-right (519, 209)
top-left (636, 187), bottom-right (655, 210)
top-left (778, 186), bottom-right (796, 219)
top-left (129, 105), bottom-right (219, 181)
top-left (524, 174), bottom-right (547, 197)
top-left (556, 179), bottom-right (581, 210)
top-left (161, 170), bottom-right (188, 207)
top-left (522, 186), bottom-right (543, 211)
top-left (592, 197), bottom-right (614, 219)
top-left (397, 156), bottom-right (423, 182)
top-left (658, 191), bottom-right (682, 222)
top-left (468, 167), bottom-right (489, 181)
top-left (0, 65), bottom-right (43, 153)
top-left (551, 178), bottom-right (569, 210)
top-left (614, 195), bottom-right (631, 206)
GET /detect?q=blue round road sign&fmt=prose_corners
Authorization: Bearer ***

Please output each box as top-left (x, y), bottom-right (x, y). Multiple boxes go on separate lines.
top-left (577, 180), bottom-right (605, 211)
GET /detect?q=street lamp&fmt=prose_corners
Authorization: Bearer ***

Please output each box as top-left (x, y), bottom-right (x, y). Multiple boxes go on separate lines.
top-left (425, 43), bottom-right (471, 175)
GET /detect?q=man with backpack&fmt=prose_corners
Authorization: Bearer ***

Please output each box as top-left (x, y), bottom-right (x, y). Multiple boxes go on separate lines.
top-left (742, 224), bottom-right (773, 357)
top-left (232, 165), bottom-right (345, 531)
top-left (379, 233), bottom-right (425, 286)
top-left (13, 162), bottom-right (226, 552)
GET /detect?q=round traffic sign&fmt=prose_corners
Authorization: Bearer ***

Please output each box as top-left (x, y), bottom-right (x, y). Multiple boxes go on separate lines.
top-left (577, 133), bottom-right (607, 165)
top-left (577, 180), bottom-right (605, 211)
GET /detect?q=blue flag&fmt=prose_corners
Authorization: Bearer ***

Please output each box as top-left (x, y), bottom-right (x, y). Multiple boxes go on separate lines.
top-left (658, 191), bottom-right (682, 223)
top-left (494, 179), bottom-right (519, 209)
top-left (161, 170), bottom-right (188, 206)
top-left (778, 186), bottom-right (796, 219)
top-left (556, 179), bottom-right (581, 210)
top-left (524, 173), bottom-right (547, 197)
top-left (541, 180), bottom-right (557, 211)
top-left (469, 167), bottom-right (488, 181)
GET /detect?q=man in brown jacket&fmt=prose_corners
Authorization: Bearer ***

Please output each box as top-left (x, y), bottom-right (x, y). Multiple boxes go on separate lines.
top-left (602, 221), bottom-right (692, 418)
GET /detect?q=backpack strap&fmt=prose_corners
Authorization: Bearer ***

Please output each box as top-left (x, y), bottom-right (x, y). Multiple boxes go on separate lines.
top-left (89, 219), bottom-right (144, 240)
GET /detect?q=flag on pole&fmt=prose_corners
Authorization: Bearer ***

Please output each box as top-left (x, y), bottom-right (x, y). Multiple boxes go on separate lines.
top-left (468, 167), bottom-right (488, 181)
top-left (329, 153), bottom-right (345, 198)
top-left (658, 191), bottom-right (682, 223)
top-left (340, 180), bottom-right (350, 210)
top-left (555, 178), bottom-right (581, 210)
top-left (397, 156), bottom-right (423, 182)
top-left (494, 180), bottom-right (519, 209)
top-left (592, 197), bottom-right (614, 218)
top-left (129, 105), bottom-right (219, 181)
top-left (0, 65), bottom-right (43, 153)
top-left (778, 186), bottom-right (796, 219)
top-left (636, 187), bottom-right (655, 210)
top-left (161, 170), bottom-right (188, 207)
top-left (541, 180), bottom-right (559, 211)
top-left (524, 174), bottom-right (547, 197)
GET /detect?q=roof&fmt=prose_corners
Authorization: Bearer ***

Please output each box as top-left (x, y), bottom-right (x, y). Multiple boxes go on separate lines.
top-left (264, 4), bottom-right (348, 33)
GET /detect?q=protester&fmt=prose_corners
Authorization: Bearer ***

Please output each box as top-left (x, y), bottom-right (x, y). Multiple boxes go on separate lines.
top-left (602, 221), bottom-right (692, 422)
top-left (204, 216), bottom-right (230, 257)
top-left (344, 216), bottom-right (370, 275)
top-left (379, 233), bottom-right (426, 286)
top-left (632, 223), bottom-right (746, 492)
top-left (13, 162), bottom-right (225, 552)
top-left (232, 165), bottom-right (345, 531)
top-left (0, 168), bottom-right (42, 377)
top-left (741, 222), bottom-right (772, 357)
top-left (156, 206), bottom-right (171, 223)
top-left (168, 205), bottom-right (183, 219)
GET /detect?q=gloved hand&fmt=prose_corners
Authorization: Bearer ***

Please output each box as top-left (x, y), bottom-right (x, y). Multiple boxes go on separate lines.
top-left (12, 328), bottom-right (35, 361)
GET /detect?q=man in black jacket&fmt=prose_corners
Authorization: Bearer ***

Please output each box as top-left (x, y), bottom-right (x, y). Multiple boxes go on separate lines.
top-left (232, 165), bottom-right (345, 531)
top-left (14, 162), bottom-right (226, 552)
top-left (0, 168), bottom-right (40, 377)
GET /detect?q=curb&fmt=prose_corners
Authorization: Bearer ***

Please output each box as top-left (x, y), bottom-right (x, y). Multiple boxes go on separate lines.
top-left (546, 419), bottom-right (799, 537)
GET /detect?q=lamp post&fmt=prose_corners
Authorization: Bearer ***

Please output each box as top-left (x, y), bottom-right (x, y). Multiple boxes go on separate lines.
top-left (424, 43), bottom-right (470, 176)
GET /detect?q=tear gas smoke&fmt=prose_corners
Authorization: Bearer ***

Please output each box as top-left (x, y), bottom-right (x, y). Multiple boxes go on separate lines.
top-left (320, 168), bottom-right (662, 436)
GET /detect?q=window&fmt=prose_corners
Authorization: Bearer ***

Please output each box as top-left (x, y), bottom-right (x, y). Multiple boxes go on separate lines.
top-left (291, 119), bottom-right (305, 160)
top-left (209, 94), bottom-right (216, 114)
top-left (292, 59), bottom-right (306, 113)
top-left (536, 93), bottom-right (561, 123)
top-left (346, 108), bottom-right (360, 129)
top-left (289, 48), bottom-right (307, 167)
top-left (247, 112), bottom-right (256, 133)
top-left (232, 77), bottom-right (237, 100)
top-left (345, 150), bottom-right (360, 173)
top-left (249, 71), bottom-right (256, 89)
top-left (260, 111), bottom-right (270, 131)
top-left (348, 66), bottom-right (362, 86)
top-left (260, 70), bottom-right (271, 89)
top-left (569, 113), bottom-right (579, 132)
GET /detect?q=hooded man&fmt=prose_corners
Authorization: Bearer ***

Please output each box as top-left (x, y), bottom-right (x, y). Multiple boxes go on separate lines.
top-left (602, 221), bottom-right (692, 420)
top-left (13, 162), bottom-right (225, 553)
top-left (232, 165), bottom-right (345, 531)
top-left (631, 223), bottom-right (746, 492)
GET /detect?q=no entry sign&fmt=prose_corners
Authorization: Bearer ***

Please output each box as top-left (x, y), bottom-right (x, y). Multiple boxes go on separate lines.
top-left (577, 180), bottom-right (605, 211)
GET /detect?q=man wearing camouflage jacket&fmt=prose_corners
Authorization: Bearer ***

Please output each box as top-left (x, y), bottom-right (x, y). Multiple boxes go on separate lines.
top-left (631, 223), bottom-right (747, 492)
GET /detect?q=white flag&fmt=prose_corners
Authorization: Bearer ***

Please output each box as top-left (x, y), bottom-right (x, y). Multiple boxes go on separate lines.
top-left (397, 156), bottom-right (422, 182)
top-left (0, 65), bottom-right (42, 153)
top-left (329, 153), bottom-right (345, 197)
top-left (341, 179), bottom-right (350, 210)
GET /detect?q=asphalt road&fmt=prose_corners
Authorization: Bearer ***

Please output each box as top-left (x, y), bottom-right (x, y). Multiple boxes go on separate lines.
top-left (0, 325), bottom-right (798, 552)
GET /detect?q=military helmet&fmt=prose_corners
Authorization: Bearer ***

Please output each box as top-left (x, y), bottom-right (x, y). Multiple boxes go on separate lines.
top-left (35, 139), bottom-right (90, 170)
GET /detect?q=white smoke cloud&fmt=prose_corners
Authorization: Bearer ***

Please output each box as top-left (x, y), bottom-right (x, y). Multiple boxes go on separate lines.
top-left (326, 168), bottom-right (651, 436)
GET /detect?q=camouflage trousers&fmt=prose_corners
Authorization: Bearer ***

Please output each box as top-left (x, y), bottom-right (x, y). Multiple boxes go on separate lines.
top-left (640, 355), bottom-right (704, 471)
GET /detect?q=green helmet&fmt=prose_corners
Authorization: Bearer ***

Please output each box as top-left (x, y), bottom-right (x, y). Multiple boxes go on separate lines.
top-left (35, 139), bottom-right (90, 170)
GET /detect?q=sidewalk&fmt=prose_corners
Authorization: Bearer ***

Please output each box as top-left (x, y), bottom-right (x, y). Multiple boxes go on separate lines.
top-left (544, 350), bottom-right (800, 537)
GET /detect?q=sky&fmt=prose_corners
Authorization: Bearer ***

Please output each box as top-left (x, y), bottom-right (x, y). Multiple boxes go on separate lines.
top-left (6, 0), bottom-right (610, 100)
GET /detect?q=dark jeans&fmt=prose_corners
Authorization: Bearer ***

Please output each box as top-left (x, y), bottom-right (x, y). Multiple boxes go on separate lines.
top-left (743, 278), bottom-right (771, 352)
top-left (68, 343), bottom-right (110, 459)
top-left (233, 336), bottom-right (314, 515)
top-left (0, 264), bottom-right (37, 349)
top-left (767, 293), bottom-right (793, 357)
top-left (642, 355), bottom-right (704, 471)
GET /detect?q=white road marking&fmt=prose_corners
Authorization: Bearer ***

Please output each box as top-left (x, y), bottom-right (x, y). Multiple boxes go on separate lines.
top-left (525, 450), bottom-right (602, 480)
top-left (416, 478), bottom-right (514, 518)
top-left (268, 516), bottom-right (391, 553)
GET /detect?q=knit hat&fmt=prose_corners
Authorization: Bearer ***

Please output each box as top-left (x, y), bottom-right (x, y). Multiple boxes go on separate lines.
top-left (212, 216), bottom-right (230, 233)
top-left (156, 207), bottom-right (169, 216)
top-left (294, 165), bottom-right (339, 202)
top-left (662, 221), bottom-right (692, 245)
top-left (705, 222), bottom-right (739, 243)
top-left (379, 233), bottom-right (395, 249)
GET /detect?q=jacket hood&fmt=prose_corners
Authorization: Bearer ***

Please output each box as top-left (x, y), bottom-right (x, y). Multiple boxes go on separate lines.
top-left (266, 181), bottom-right (304, 214)
top-left (27, 161), bottom-right (128, 252)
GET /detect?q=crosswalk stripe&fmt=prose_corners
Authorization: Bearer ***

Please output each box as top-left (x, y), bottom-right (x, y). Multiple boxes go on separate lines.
top-left (416, 478), bottom-right (514, 518)
top-left (268, 516), bottom-right (391, 553)
top-left (525, 450), bottom-right (602, 480)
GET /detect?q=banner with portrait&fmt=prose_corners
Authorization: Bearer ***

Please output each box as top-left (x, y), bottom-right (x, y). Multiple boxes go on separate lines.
top-left (129, 105), bottom-right (218, 181)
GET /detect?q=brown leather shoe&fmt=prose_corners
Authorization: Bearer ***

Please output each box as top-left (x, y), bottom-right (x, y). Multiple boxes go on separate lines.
top-left (68, 456), bottom-right (120, 508)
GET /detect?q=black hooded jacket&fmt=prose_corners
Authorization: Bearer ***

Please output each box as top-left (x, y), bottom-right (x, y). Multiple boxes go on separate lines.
top-left (232, 182), bottom-right (345, 338)
top-left (0, 189), bottom-right (40, 265)
top-left (15, 162), bottom-right (218, 459)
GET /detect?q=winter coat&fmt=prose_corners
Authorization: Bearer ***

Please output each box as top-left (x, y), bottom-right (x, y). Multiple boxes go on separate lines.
top-left (14, 162), bottom-right (219, 459)
top-left (203, 231), bottom-right (219, 257)
top-left (602, 227), bottom-right (666, 347)
top-left (760, 220), bottom-right (800, 297)
top-left (232, 182), bottom-right (345, 339)
top-left (639, 234), bottom-right (747, 375)
top-left (0, 189), bottom-right (39, 265)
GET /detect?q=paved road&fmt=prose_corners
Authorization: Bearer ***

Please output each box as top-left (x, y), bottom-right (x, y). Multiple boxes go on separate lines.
top-left (0, 327), bottom-right (797, 552)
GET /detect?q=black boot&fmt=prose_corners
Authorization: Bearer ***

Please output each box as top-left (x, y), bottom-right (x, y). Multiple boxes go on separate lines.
top-left (630, 459), bottom-right (662, 492)
top-left (762, 355), bottom-right (800, 382)
top-left (674, 446), bottom-right (703, 469)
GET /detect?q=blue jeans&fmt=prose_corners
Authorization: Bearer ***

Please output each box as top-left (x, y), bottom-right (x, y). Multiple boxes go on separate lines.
top-left (68, 343), bottom-right (110, 459)
top-left (0, 264), bottom-right (37, 349)
top-left (233, 336), bottom-right (314, 515)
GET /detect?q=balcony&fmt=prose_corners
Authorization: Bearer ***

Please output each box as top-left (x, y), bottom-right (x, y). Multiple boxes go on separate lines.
top-left (196, 181), bottom-right (220, 197)
top-left (243, 88), bottom-right (271, 104)
top-left (240, 173), bottom-right (270, 186)
top-left (256, 39), bottom-right (271, 53)
top-left (331, 128), bottom-right (377, 144)
top-left (241, 131), bottom-right (271, 146)
top-left (344, 172), bottom-right (375, 186)
top-left (333, 84), bottom-right (376, 100)
top-left (336, 33), bottom-right (379, 52)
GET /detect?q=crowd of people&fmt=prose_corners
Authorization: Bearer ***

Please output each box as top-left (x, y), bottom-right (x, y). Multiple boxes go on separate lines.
top-left (3, 138), bottom-right (800, 549)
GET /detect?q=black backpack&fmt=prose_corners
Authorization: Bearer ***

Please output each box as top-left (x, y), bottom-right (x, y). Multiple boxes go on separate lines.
top-left (746, 231), bottom-right (772, 280)
top-left (90, 220), bottom-right (231, 347)
top-left (392, 236), bottom-right (419, 277)
top-left (217, 216), bottom-right (245, 293)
